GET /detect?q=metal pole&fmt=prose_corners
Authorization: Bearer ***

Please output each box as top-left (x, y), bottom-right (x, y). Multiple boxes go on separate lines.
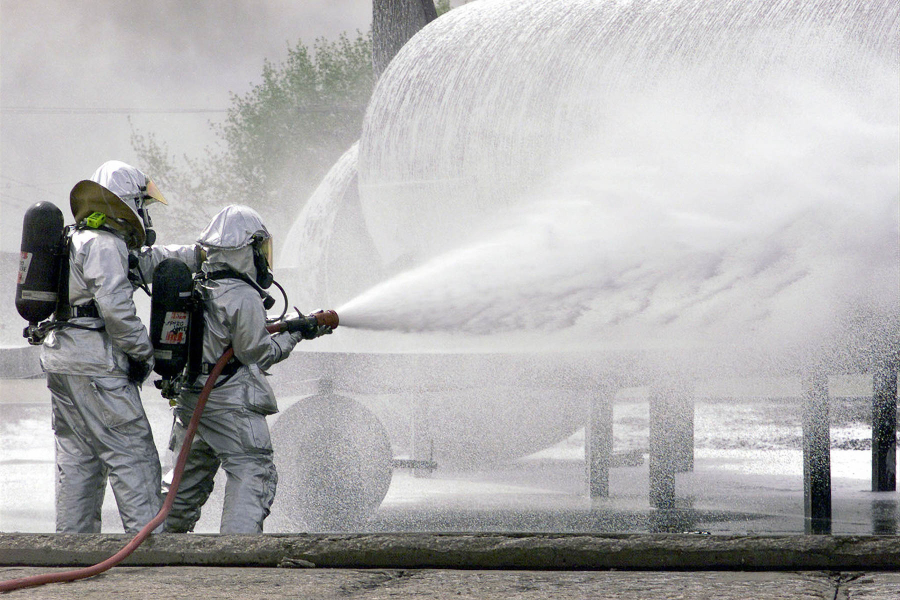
top-left (802, 369), bottom-right (831, 534)
top-left (411, 356), bottom-right (433, 478)
top-left (872, 358), bottom-right (898, 492)
top-left (587, 381), bottom-right (615, 498)
top-left (649, 384), bottom-right (676, 509)
top-left (671, 380), bottom-right (694, 473)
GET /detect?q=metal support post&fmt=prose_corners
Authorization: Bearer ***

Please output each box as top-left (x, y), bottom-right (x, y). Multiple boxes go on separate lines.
top-left (411, 357), bottom-right (433, 478)
top-left (671, 380), bottom-right (694, 473)
top-left (587, 381), bottom-right (615, 498)
top-left (872, 358), bottom-right (898, 492)
top-left (802, 369), bottom-right (831, 534)
top-left (411, 392), bottom-right (433, 478)
top-left (649, 383), bottom-right (677, 509)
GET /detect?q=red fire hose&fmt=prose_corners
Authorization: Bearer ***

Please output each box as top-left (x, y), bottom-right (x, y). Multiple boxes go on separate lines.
top-left (0, 346), bottom-right (236, 593)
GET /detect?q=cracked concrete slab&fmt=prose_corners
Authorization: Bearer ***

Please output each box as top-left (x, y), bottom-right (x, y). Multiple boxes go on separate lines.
top-left (3, 567), bottom-right (900, 599)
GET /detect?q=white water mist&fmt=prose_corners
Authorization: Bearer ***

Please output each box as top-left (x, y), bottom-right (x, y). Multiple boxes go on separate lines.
top-left (341, 19), bottom-right (898, 358)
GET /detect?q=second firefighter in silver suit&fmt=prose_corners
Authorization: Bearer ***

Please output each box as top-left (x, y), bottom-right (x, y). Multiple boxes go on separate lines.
top-left (163, 205), bottom-right (332, 533)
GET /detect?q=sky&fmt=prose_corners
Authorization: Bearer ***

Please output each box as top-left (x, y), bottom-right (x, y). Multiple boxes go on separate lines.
top-left (0, 0), bottom-right (374, 252)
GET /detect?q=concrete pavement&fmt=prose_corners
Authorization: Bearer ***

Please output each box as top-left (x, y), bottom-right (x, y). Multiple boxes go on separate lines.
top-left (3, 566), bottom-right (900, 599)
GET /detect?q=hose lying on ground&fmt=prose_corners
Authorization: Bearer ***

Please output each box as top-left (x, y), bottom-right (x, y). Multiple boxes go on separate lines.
top-left (0, 347), bottom-right (237, 593)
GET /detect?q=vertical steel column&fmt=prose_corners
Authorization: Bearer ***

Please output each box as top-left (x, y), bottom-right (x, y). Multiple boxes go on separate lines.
top-left (649, 383), bottom-right (677, 509)
top-left (872, 499), bottom-right (897, 535)
top-left (671, 380), bottom-right (694, 473)
top-left (411, 356), bottom-right (433, 478)
top-left (587, 381), bottom-right (615, 498)
top-left (872, 358), bottom-right (898, 492)
top-left (802, 369), bottom-right (831, 534)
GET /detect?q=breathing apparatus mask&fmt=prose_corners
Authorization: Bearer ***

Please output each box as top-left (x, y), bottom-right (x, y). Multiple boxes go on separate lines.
top-left (251, 234), bottom-right (274, 289)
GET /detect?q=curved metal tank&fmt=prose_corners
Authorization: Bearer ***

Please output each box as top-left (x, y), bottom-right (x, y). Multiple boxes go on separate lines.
top-left (279, 0), bottom-right (899, 472)
top-left (358, 0), bottom-right (899, 270)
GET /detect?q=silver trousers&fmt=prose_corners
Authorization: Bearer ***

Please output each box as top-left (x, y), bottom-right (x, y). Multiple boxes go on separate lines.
top-left (162, 404), bottom-right (277, 533)
top-left (47, 372), bottom-right (163, 533)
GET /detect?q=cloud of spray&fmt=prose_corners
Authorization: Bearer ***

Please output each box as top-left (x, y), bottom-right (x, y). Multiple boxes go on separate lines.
top-left (339, 61), bottom-right (899, 355)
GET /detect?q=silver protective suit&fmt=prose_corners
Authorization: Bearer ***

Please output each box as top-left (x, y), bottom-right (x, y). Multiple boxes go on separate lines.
top-left (41, 226), bottom-right (201, 533)
top-left (163, 205), bottom-right (300, 533)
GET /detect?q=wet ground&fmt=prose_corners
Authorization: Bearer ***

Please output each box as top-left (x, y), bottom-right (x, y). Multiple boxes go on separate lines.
top-left (2, 375), bottom-right (899, 599)
top-left (1, 376), bottom-right (894, 536)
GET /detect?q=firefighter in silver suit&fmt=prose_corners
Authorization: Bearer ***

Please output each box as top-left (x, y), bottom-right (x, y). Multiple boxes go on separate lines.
top-left (41, 160), bottom-right (202, 533)
top-left (162, 205), bottom-right (331, 533)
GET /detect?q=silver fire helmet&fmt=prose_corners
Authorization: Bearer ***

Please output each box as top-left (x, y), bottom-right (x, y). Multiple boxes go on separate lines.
top-left (70, 160), bottom-right (167, 248)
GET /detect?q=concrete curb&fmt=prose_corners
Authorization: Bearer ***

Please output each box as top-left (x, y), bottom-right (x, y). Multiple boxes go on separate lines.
top-left (0, 345), bottom-right (42, 379)
top-left (2, 534), bottom-right (900, 571)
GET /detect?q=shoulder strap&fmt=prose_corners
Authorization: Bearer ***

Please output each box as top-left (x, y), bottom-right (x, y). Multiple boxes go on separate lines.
top-left (205, 268), bottom-right (245, 281)
top-left (203, 268), bottom-right (275, 309)
top-left (54, 227), bottom-right (74, 321)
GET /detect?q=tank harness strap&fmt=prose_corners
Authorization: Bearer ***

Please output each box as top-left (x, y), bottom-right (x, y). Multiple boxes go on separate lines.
top-left (205, 268), bottom-right (243, 281)
top-left (194, 270), bottom-right (245, 383)
top-left (71, 301), bottom-right (100, 318)
top-left (48, 229), bottom-right (104, 333)
top-left (199, 358), bottom-right (242, 378)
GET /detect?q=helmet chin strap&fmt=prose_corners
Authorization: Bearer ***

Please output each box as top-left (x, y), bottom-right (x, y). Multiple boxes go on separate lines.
top-left (118, 187), bottom-right (157, 247)
top-left (135, 196), bottom-right (155, 246)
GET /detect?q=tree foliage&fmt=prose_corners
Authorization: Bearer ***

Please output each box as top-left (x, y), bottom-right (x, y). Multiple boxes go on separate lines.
top-left (132, 30), bottom-right (374, 242)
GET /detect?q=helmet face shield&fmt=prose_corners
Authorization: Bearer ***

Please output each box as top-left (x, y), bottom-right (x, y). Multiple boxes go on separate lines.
top-left (143, 179), bottom-right (168, 206)
top-left (258, 236), bottom-right (274, 270)
top-left (70, 179), bottom-right (146, 248)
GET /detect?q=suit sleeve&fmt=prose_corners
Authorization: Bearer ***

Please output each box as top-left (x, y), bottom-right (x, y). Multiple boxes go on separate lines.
top-left (80, 234), bottom-right (154, 361)
top-left (226, 287), bottom-right (294, 371)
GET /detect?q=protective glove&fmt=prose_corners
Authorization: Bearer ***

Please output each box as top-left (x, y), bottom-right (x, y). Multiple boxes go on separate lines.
top-left (127, 355), bottom-right (154, 386)
top-left (288, 324), bottom-right (333, 344)
top-left (286, 313), bottom-right (333, 341)
top-left (305, 309), bottom-right (334, 340)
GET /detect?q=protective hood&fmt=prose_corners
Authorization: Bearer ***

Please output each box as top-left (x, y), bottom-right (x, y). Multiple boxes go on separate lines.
top-left (202, 247), bottom-right (259, 282)
top-left (197, 205), bottom-right (270, 250)
top-left (199, 205), bottom-right (274, 289)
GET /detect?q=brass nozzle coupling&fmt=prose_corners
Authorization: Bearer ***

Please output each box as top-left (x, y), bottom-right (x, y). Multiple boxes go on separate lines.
top-left (312, 309), bottom-right (339, 329)
top-left (269, 309), bottom-right (339, 338)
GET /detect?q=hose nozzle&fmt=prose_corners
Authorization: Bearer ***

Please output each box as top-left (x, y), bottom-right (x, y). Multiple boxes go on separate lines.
top-left (312, 309), bottom-right (339, 329)
top-left (270, 309), bottom-right (339, 339)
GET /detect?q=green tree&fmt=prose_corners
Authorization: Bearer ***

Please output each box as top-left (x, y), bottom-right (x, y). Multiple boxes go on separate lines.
top-left (132, 30), bottom-right (374, 242)
top-left (436, 0), bottom-right (452, 16)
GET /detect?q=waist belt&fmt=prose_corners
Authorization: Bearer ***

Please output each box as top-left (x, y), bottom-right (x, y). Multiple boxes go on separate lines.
top-left (72, 302), bottom-right (100, 318)
top-left (199, 359), bottom-right (242, 378)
